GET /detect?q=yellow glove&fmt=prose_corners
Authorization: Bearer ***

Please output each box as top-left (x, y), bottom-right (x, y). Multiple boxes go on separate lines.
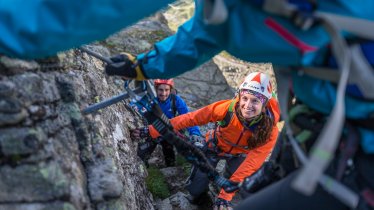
top-left (105, 53), bottom-right (146, 80)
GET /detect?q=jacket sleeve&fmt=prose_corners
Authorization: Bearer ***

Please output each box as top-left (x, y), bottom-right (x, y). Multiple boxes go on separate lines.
top-left (149, 99), bottom-right (231, 138)
top-left (175, 95), bottom-right (201, 136)
top-left (0, 0), bottom-right (172, 59)
top-left (218, 125), bottom-right (279, 201)
top-left (137, 2), bottom-right (223, 79)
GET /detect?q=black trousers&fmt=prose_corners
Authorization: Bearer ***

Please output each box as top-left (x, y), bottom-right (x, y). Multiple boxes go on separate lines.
top-left (160, 140), bottom-right (176, 166)
top-left (185, 154), bottom-right (246, 197)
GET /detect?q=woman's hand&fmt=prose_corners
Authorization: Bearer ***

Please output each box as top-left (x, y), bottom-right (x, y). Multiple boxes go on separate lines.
top-left (130, 127), bottom-right (150, 140)
top-left (213, 198), bottom-right (233, 210)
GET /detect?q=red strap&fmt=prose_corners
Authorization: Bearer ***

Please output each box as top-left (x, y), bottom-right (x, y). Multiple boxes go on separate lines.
top-left (265, 17), bottom-right (317, 55)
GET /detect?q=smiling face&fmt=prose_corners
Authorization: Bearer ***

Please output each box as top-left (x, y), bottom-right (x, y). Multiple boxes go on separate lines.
top-left (156, 84), bottom-right (171, 102)
top-left (239, 92), bottom-right (264, 120)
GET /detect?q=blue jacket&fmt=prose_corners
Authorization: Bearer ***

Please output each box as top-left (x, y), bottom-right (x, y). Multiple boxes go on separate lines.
top-left (0, 0), bottom-right (172, 59)
top-left (137, 0), bottom-right (374, 153)
top-left (158, 94), bottom-right (201, 136)
top-left (139, 0), bottom-right (374, 78)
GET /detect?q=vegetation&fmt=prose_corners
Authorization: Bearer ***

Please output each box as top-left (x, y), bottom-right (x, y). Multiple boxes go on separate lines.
top-left (176, 154), bottom-right (192, 176)
top-left (145, 166), bottom-right (170, 199)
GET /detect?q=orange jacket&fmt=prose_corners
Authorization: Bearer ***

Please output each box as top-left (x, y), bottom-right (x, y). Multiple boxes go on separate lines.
top-left (149, 97), bottom-right (280, 201)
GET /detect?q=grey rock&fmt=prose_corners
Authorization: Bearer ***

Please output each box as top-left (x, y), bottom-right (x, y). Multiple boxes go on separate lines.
top-left (38, 108), bottom-right (71, 136)
top-left (169, 192), bottom-right (198, 210)
top-left (0, 162), bottom-right (70, 202)
top-left (28, 105), bottom-right (47, 120)
top-left (0, 80), bottom-right (16, 97)
top-left (155, 198), bottom-right (173, 210)
top-left (0, 127), bottom-right (46, 156)
top-left (96, 199), bottom-right (127, 210)
top-left (87, 159), bottom-right (123, 202)
top-left (0, 109), bottom-right (28, 127)
top-left (0, 97), bottom-right (23, 113)
top-left (13, 73), bottom-right (61, 105)
top-left (0, 56), bottom-right (39, 75)
top-left (160, 167), bottom-right (188, 191)
top-left (0, 202), bottom-right (76, 210)
top-left (104, 13), bottom-right (173, 54)
top-left (0, 97), bottom-right (29, 126)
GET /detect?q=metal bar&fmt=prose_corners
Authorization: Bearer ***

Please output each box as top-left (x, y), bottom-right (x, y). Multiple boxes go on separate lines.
top-left (82, 87), bottom-right (144, 115)
top-left (80, 47), bottom-right (113, 64)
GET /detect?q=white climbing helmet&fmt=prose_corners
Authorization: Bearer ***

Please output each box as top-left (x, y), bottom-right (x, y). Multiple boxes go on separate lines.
top-left (239, 72), bottom-right (272, 99)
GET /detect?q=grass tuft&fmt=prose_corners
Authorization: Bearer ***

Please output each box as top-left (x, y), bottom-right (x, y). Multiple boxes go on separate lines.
top-left (145, 166), bottom-right (170, 199)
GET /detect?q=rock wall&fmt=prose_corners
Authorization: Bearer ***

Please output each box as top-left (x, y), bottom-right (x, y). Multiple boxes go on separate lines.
top-left (0, 48), bottom-right (154, 210)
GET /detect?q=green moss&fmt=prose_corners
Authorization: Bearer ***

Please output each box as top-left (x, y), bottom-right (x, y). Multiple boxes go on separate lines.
top-left (145, 166), bottom-right (170, 199)
top-left (175, 154), bottom-right (192, 176)
top-left (94, 96), bottom-right (100, 103)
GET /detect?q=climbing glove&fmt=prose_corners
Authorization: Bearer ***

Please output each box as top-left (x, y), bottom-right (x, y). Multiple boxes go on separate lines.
top-left (213, 198), bottom-right (233, 210)
top-left (130, 127), bottom-right (150, 140)
top-left (190, 135), bottom-right (207, 151)
top-left (214, 176), bottom-right (240, 193)
top-left (241, 161), bottom-right (283, 193)
top-left (105, 53), bottom-right (147, 80)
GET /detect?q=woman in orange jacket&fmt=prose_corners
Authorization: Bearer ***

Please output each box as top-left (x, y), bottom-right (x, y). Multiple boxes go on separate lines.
top-left (132, 72), bottom-right (280, 209)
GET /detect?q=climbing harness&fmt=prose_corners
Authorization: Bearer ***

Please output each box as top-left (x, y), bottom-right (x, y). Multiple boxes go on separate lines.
top-left (80, 47), bottom-right (240, 193)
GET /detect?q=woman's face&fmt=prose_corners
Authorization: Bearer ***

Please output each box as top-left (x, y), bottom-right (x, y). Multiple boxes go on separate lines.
top-left (156, 84), bottom-right (171, 102)
top-left (239, 92), bottom-right (264, 120)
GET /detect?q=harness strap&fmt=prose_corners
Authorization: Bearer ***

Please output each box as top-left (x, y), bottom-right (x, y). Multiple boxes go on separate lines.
top-left (216, 129), bottom-right (249, 150)
top-left (206, 129), bottom-right (247, 158)
top-left (293, 17), bottom-right (352, 196)
top-left (217, 99), bottom-right (236, 128)
top-left (170, 93), bottom-right (177, 117)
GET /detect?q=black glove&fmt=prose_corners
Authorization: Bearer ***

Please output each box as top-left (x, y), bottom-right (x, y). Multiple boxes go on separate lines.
top-left (214, 176), bottom-right (240, 193)
top-left (130, 127), bottom-right (150, 140)
top-left (213, 198), bottom-right (233, 210)
top-left (105, 53), bottom-right (146, 80)
top-left (241, 161), bottom-right (284, 193)
top-left (190, 135), bottom-right (207, 151)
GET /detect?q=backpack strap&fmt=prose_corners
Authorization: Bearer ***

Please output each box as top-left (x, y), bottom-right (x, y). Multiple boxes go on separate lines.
top-left (170, 93), bottom-right (177, 117)
top-left (217, 99), bottom-right (236, 128)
